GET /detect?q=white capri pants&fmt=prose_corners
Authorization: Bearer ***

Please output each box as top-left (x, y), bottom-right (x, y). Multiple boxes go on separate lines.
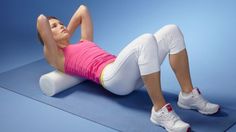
top-left (102, 24), bottom-right (186, 95)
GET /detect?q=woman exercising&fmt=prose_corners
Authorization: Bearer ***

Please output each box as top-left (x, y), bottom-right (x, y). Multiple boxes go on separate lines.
top-left (37, 5), bottom-right (220, 132)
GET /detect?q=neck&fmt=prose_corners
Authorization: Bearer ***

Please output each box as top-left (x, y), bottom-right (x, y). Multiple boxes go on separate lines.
top-left (58, 40), bottom-right (70, 48)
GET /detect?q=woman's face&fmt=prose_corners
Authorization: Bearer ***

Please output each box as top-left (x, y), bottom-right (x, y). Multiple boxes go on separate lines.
top-left (49, 19), bottom-right (71, 48)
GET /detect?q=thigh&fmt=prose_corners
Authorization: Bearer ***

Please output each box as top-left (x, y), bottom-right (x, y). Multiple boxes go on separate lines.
top-left (103, 53), bottom-right (144, 96)
top-left (102, 35), bottom-right (148, 95)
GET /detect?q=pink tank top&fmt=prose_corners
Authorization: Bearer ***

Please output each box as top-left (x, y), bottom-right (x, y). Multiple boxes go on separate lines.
top-left (63, 40), bottom-right (116, 84)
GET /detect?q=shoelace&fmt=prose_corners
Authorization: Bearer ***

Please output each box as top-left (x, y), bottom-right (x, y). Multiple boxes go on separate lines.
top-left (161, 110), bottom-right (180, 125)
top-left (193, 93), bottom-right (208, 109)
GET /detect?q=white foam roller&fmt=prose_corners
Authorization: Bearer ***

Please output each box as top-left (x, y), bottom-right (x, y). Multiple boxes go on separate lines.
top-left (39, 70), bottom-right (86, 96)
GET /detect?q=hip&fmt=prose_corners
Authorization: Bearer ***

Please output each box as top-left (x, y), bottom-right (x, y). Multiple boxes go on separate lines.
top-left (100, 62), bottom-right (114, 87)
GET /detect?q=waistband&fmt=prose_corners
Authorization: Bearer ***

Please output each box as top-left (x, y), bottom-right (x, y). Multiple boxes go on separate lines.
top-left (99, 62), bottom-right (114, 87)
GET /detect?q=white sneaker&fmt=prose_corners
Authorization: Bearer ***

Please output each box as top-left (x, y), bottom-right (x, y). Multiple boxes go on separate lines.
top-left (150, 103), bottom-right (191, 132)
top-left (178, 88), bottom-right (220, 115)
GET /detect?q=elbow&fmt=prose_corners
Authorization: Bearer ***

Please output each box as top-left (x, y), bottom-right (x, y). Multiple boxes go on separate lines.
top-left (73, 5), bottom-right (89, 22)
top-left (37, 14), bottom-right (47, 30)
top-left (37, 14), bottom-right (46, 20)
top-left (79, 5), bottom-right (88, 11)
top-left (79, 5), bottom-right (89, 16)
top-left (37, 14), bottom-right (47, 24)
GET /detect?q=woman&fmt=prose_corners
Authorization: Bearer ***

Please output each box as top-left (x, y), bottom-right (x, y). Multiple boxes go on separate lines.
top-left (37, 5), bottom-right (220, 132)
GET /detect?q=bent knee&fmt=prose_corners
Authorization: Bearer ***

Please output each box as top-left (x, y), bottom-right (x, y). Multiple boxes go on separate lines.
top-left (140, 33), bottom-right (155, 41)
top-left (163, 24), bottom-right (180, 30)
top-left (137, 33), bottom-right (157, 47)
top-left (161, 24), bottom-right (183, 35)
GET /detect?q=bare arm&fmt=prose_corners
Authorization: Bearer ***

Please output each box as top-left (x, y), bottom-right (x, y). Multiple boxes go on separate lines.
top-left (67, 5), bottom-right (94, 41)
top-left (37, 15), bottom-right (61, 67)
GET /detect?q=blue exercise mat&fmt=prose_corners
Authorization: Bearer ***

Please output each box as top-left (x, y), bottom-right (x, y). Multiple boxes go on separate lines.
top-left (0, 59), bottom-right (235, 132)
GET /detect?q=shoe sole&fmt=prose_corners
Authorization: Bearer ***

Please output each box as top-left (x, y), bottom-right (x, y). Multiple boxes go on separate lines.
top-left (150, 117), bottom-right (169, 131)
top-left (177, 101), bottom-right (220, 115)
top-left (150, 117), bottom-right (191, 132)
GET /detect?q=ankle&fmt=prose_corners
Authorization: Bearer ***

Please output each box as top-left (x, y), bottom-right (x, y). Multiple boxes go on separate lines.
top-left (153, 102), bottom-right (167, 112)
top-left (182, 86), bottom-right (194, 94)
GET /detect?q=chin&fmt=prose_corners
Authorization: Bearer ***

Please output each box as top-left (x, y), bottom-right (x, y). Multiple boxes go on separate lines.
top-left (64, 33), bottom-right (71, 39)
top-left (64, 43), bottom-right (69, 47)
top-left (60, 44), bottom-right (68, 48)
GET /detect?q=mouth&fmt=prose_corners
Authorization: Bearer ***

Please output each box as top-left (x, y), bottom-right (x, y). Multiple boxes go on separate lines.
top-left (61, 29), bottom-right (67, 33)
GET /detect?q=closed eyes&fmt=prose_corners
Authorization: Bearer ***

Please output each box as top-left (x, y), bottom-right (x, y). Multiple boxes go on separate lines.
top-left (51, 23), bottom-right (57, 28)
top-left (51, 23), bottom-right (64, 28)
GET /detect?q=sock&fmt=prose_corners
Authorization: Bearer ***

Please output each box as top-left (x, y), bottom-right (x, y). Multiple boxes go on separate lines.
top-left (182, 91), bottom-right (192, 97)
